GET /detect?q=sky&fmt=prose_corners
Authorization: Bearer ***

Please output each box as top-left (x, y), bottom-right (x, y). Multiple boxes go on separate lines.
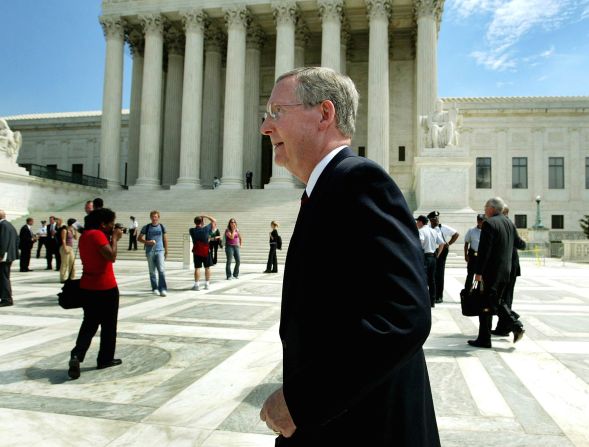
top-left (1, 0), bottom-right (589, 117)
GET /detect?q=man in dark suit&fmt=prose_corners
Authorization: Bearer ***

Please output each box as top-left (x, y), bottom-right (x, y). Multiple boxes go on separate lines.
top-left (259, 67), bottom-right (439, 446)
top-left (470, 197), bottom-right (525, 348)
top-left (46, 216), bottom-right (60, 270)
top-left (0, 209), bottom-right (19, 307)
top-left (18, 217), bottom-right (36, 272)
top-left (492, 205), bottom-right (526, 336)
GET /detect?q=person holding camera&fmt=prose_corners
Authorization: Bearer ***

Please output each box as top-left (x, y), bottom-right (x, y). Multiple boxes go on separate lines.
top-left (190, 215), bottom-right (216, 291)
top-left (68, 208), bottom-right (123, 380)
top-left (138, 210), bottom-right (168, 296)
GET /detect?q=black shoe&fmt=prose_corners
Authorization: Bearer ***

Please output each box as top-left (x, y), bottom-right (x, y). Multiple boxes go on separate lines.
top-left (513, 327), bottom-right (525, 344)
top-left (491, 329), bottom-right (510, 336)
top-left (45, 267), bottom-right (52, 270)
top-left (467, 339), bottom-right (492, 348)
top-left (68, 355), bottom-right (80, 380)
top-left (263, 270), bottom-right (271, 273)
top-left (435, 298), bottom-right (443, 304)
top-left (97, 359), bottom-right (122, 370)
top-left (0, 301), bottom-right (14, 307)
top-left (271, 270), bottom-right (278, 273)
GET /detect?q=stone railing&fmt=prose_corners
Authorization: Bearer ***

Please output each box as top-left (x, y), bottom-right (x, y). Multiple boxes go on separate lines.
top-left (561, 240), bottom-right (589, 263)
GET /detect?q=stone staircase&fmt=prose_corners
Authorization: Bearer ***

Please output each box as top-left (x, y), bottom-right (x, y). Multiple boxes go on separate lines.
top-left (17, 189), bottom-right (304, 265)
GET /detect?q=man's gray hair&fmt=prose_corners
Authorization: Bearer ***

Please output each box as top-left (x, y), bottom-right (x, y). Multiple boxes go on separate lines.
top-left (486, 197), bottom-right (505, 213)
top-left (276, 67), bottom-right (359, 138)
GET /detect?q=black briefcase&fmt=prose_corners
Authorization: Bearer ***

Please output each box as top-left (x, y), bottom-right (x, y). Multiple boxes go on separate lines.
top-left (57, 279), bottom-right (83, 309)
top-left (460, 281), bottom-right (487, 317)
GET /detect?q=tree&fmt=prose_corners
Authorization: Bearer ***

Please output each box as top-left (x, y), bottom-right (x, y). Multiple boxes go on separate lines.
top-left (580, 215), bottom-right (589, 239)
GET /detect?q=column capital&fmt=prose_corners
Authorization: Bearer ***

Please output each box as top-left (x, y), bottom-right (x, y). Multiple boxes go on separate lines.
top-left (205, 24), bottom-right (226, 52)
top-left (180, 8), bottom-right (207, 33)
top-left (99, 15), bottom-right (126, 40)
top-left (165, 26), bottom-right (185, 56)
top-left (272, 0), bottom-right (298, 26)
top-left (126, 26), bottom-right (145, 55)
top-left (365, 0), bottom-right (391, 21)
top-left (139, 13), bottom-right (166, 36)
top-left (247, 23), bottom-right (266, 49)
top-left (318, 0), bottom-right (344, 22)
top-left (295, 20), bottom-right (310, 47)
top-left (224, 5), bottom-right (250, 30)
top-left (415, 0), bottom-right (444, 23)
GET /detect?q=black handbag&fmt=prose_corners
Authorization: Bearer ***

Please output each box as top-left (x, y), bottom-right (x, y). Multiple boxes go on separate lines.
top-left (57, 279), bottom-right (83, 309)
top-left (460, 281), bottom-right (490, 316)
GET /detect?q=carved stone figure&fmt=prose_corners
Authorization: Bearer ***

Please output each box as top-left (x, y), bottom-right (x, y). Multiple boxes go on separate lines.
top-left (0, 119), bottom-right (22, 162)
top-left (420, 99), bottom-right (462, 148)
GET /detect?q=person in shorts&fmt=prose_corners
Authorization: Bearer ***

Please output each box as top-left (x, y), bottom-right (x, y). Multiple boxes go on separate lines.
top-left (189, 215), bottom-right (216, 291)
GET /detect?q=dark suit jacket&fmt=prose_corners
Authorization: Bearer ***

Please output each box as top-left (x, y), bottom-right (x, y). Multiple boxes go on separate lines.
top-left (0, 220), bottom-right (19, 262)
top-left (475, 213), bottom-right (515, 286)
top-left (510, 221), bottom-right (526, 277)
top-left (278, 148), bottom-right (439, 446)
top-left (19, 225), bottom-right (35, 251)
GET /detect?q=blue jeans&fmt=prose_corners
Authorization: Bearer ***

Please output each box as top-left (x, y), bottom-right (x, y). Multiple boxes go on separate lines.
top-left (146, 249), bottom-right (167, 292)
top-left (225, 245), bottom-right (240, 279)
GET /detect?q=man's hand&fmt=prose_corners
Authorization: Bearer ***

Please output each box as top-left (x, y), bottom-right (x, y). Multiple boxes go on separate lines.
top-left (260, 387), bottom-right (296, 438)
top-left (474, 274), bottom-right (482, 282)
top-left (464, 254), bottom-right (469, 263)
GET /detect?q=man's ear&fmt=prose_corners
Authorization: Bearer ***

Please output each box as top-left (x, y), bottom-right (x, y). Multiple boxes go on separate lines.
top-left (318, 100), bottom-right (336, 129)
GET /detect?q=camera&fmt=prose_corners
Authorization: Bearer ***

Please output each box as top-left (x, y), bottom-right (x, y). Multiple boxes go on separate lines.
top-left (114, 223), bottom-right (128, 234)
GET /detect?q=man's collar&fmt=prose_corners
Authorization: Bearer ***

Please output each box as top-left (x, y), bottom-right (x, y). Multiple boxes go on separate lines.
top-left (305, 145), bottom-right (347, 197)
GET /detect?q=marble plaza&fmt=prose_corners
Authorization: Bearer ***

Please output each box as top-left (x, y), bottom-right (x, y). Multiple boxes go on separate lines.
top-left (0, 257), bottom-right (588, 446)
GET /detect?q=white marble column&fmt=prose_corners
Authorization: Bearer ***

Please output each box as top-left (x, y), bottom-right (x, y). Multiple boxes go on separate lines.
top-left (340, 22), bottom-right (351, 75)
top-left (365, 0), bottom-right (391, 170)
top-left (219, 6), bottom-right (249, 189)
top-left (125, 28), bottom-right (144, 186)
top-left (318, 0), bottom-right (343, 72)
top-left (174, 9), bottom-right (207, 189)
top-left (244, 24), bottom-right (265, 189)
top-left (267, 0), bottom-right (298, 189)
top-left (135, 13), bottom-right (165, 189)
top-left (294, 22), bottom-right (309, 68)
top-left (201, 26), bottom-right (225, 189)
top-left (415, 0), bottom-right (442, 153)
top-left (99, 15), bottom-right (126, 189)
top-left (161, 27), bottom-right (185, 188)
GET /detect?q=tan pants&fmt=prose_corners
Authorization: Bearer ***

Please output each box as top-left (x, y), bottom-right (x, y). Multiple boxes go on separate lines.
top-left (59, 245), bottom-right (76, 282)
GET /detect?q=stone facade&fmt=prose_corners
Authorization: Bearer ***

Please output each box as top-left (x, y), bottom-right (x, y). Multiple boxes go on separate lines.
top-left (3, 0), bottom-right (589, 232)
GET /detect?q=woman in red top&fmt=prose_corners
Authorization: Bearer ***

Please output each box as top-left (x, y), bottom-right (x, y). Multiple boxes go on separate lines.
top-left (68, 208), bottom-right (123, 380)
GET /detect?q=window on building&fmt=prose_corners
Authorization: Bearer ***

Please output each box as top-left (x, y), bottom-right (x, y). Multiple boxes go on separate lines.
top-left (586, 157), bottom-right (589, 189)
top-left (551, 215), bottom-right (564, 229)
top-left (512, 157), bottom-right (528, 189)
top-left (476, 157), bottom-right (492, 188)
top-left (548, 157), bottom-right (564, 189)
top-left (514, 214), bottom-right (527, 229)
top-left (398, 146), bottom-right (406, 162)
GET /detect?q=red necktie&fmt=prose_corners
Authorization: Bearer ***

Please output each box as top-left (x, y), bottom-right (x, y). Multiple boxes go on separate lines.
top-left (301, 190), bottom-right (309, 206)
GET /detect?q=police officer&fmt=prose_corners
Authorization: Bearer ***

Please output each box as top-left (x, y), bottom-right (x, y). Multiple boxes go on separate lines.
top-left (416, 215), bottom-right (444, 307)
top-left (428, 211), bottom-right (459, 304)
top-left (463, 214), bottom-right (484, 291)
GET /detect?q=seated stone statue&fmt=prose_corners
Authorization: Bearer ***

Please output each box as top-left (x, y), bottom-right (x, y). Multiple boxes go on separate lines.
top-left (420, 99), bottom-right (462, 148)
top-left (0, 119), bottom-right (22, 162)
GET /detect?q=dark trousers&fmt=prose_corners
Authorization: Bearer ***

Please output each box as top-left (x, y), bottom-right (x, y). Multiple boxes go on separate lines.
top-left (71, 287), bottom-right (119, 365)
top-left (495, 272), bottom-right (520, 332)
top-left (20, 248), bottom-right (32, 271)
top-left (0, 262), bottom-right (13, 303)
top-left (209, 241), bottom-right (219, 265)
top-left (128, 231), bottom-right (137, 250)
top-left (246, 179), bottom-right (253, 189)
top-left (464, 250), bottom-right (477, 291)
top-left (36, 237), bottom-right (47, 258)
top-left (266, 244), bottom-right (278, 272)
top-left (46, 240), bottom-right (60, 269)
top-left (435, 246), bottom-right (449, 300)
top-left (424, 253), bottom-right (437, 306)
top-left (477, 279), bottom-right (507, 344)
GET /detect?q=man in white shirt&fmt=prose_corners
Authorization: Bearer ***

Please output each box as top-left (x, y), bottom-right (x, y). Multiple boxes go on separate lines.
top-left (416, 215), bottom-right (445, 307)
top-left (128, 216), bottom-right (139, 250)
top-left (463, 214), bottom-right (484, 291)
top-left (428, 211), bottom-right (459, 304)
top-left (36, 220), bottom-right (47, 258)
